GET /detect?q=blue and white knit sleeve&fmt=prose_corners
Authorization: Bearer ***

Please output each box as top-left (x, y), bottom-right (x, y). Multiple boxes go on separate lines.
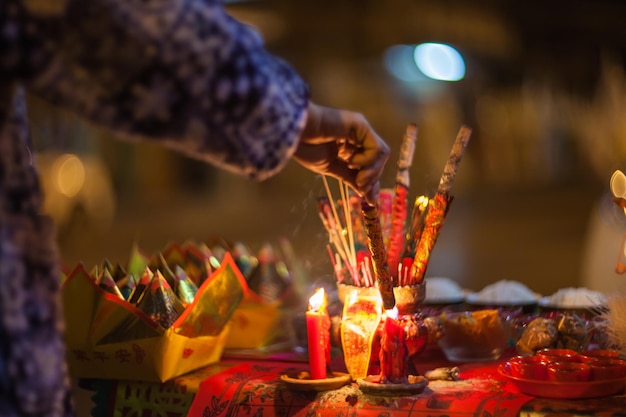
top-left (8, 0), bottom-right (310, 180)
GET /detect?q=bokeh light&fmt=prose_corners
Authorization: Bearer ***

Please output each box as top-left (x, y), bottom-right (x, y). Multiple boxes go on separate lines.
top-left (413, 43), bottom-right (465, 81)
top-left (384, 44), bottom-right (425, 82)
top-left (53, 154), bottom-right (85, 198)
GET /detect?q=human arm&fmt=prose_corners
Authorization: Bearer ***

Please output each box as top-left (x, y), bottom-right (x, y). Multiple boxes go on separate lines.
top-left (3, 0), bottom-right (308, 180)
top-left (2, 0), bottom-right (389, 196)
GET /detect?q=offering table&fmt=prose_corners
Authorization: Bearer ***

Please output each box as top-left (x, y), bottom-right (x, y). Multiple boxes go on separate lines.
top-left (72, 347), bottom-right (626, 417)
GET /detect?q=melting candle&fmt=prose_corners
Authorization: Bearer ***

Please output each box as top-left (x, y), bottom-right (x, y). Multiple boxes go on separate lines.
top-left (306, 288), bottom-right (330, 379)
top-left (379, 307), bottom-right (409, 384)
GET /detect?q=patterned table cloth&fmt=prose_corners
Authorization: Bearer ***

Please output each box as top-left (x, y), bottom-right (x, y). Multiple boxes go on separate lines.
top-left (76, 348), bottom-right (626, 417)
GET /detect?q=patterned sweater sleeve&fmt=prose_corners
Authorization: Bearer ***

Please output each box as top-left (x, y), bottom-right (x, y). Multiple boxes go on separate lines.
top-left (3, 0), bottom-right (310, 180)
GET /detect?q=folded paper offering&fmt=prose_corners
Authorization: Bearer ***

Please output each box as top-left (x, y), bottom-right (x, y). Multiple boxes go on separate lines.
top-left (62, 252), bottom-right (245, 382)
top-left (63, 238), bottom-right (307, 378)
top-left (224, 286), bottom-right (283, 350)
top-left (224, 244), bottom-right (286, 350)
top-left (171, 239), bottom-right (303, 350)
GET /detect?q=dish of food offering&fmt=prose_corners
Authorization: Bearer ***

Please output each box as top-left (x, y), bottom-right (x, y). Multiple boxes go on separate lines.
top-left (538, 287), bottom-right (607, 308)
top-left (438, 309), bottom-right (512, 362)
top-left (465, 280), bottom-right (540, 312)
top-left (537, 287), bottom-right (608, 318)
top-left (423, 277), bottom-right (466, 304)
top-left (499, 348), bottom-right (626, 399)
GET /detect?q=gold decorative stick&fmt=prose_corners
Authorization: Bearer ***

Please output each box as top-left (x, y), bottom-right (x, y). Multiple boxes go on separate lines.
top-left (361, 200), bottom-right (396, 309)
top-left (404, 195), bottom-right (430, 258)
top-left (409, 193), bottom-right (453, 284)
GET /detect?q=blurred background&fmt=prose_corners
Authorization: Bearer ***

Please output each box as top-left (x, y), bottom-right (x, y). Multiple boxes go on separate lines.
top-left (27, 0), bottom-right (626, 297)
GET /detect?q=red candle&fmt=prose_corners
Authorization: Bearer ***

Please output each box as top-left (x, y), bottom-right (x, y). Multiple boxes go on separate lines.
top-left (379, 307), bottom-right (409, 384)
top-left (306, 288), bottom-right (330, 379)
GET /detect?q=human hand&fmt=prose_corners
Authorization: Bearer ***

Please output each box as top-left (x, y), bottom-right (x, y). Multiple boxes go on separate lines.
top-left (293, 102), bottom-right (390, 205)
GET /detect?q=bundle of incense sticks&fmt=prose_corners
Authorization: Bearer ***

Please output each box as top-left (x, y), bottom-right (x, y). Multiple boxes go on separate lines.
top-left (318, 177), bottom-right (375, 287)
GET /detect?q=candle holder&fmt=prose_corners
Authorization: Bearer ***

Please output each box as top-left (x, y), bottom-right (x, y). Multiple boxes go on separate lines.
top-left (340, 290), bottom-right (382, 381)
top-left (355, 307), bottom-right (430, 397)
top-left (336, 283), bottom-right (378, 305)
top-left (336, 282), bottom-right (442, 397)
top-left (337, 281), bottom-right (440, 376)
top-left (280, 371), bottom-right (351, 392)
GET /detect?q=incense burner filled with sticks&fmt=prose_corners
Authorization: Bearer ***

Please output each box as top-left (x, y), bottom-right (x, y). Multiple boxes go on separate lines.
top-left (320, 124), bottom-right (470, 311)
top-left (318, 124), bottom-right (471, 387)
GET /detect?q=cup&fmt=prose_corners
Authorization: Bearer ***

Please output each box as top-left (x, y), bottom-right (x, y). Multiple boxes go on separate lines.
top-left (586, 358), bottom-right (626, 380)
top-left (536, 348), bottom-right (581, 363)
top-left (580, 349), bottom-right (621, 361)
top-left (547, 362), bottom-right (591, 382)
top-left (505, 355), bottom-right (549, 380)
top-left (340, 290), bottom-right (382, 380)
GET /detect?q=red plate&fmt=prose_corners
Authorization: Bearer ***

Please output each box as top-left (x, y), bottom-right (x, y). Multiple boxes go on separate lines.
top-left (498, 364), bottom-right (626, 399)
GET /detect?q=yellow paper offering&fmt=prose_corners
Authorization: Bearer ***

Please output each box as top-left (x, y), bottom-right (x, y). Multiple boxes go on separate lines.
top-left (224, 290), bottom-right (282, 349)
top-left (63, 252), bottom-right (245, 382)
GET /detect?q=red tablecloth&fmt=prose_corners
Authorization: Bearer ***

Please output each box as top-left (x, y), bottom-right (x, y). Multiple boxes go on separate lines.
top-left (76, 347), bottom-right (626, 417)
top-left (188, 349), bottom-right (533, 417)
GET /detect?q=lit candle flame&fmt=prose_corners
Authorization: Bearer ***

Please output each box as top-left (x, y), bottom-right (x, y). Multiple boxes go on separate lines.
top-left (309, 287), bottom-right (326, 312)
top-left (385, 306), bottom-right (399, 320)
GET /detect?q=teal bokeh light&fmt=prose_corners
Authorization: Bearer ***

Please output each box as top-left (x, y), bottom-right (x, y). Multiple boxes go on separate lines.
top-left (413, 43), bottom-right (465, 81)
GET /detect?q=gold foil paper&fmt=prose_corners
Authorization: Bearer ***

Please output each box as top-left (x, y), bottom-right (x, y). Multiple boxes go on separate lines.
top-left (175, 265), bottom-right (198, 307)
top-left (137, 271), bottom-right (185, 329)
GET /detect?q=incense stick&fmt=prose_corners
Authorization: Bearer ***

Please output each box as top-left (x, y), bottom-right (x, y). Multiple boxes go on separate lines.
top-left (388, 124), bottom-right (418, 279)
top-left (361, 200), bottom-right (396, 309)
top-left (320, 176), bottom-right (364, 286)
top-left (438, 125), bottom-right (472, 195)
top-left (321, 177), bottom-right (353, 266)
top-left (396, 123), bottom-right (418, 188)
top-left (340, 180), bottom-right (356, 267)
top-left (318, 203), bottom-right (350, 264)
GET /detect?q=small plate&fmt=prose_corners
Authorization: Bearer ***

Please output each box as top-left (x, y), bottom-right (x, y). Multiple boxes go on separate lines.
top-left (465, 293), bottom-right (540, 306)
top-left (498, 364), bottom-right (626, 399)
top-left (465, 294), bottom-right (539, 313)
top-left (280, 371), bottom-right (351, 392)
top-left (538, 298), bottom-right (607, 310)
top-left (356, 375), bottom-right (428, 396)
top-left (537, 296), bottom-right (602, 308)
top-left (422, 296), bottom-right (465, 305)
